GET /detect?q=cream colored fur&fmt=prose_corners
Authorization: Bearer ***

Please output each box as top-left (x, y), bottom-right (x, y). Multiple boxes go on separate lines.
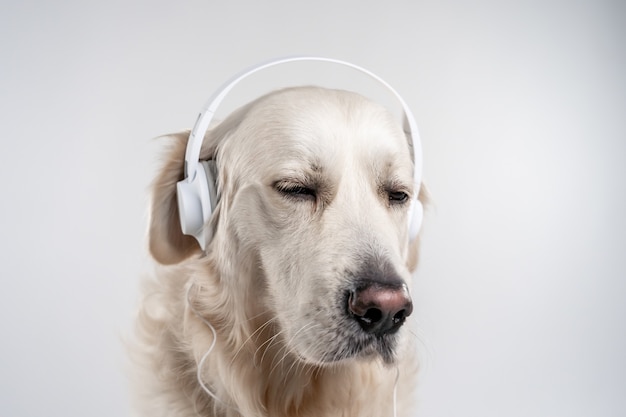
top-left (133, 87), bottom-right (426, 417)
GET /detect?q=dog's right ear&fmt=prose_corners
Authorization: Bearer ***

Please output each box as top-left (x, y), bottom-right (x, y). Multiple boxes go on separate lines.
top-left (148, 131), bottom-right (215, 265)
top-left (148, 100), bottom-right (259, 264)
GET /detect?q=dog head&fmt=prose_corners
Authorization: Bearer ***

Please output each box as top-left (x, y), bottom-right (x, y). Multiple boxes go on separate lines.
top-left (149, 87), bottom-right (425, 365)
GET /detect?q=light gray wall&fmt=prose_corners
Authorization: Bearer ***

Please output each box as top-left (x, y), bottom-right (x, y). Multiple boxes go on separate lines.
top-left (1, 1), bottom-right (624, 416)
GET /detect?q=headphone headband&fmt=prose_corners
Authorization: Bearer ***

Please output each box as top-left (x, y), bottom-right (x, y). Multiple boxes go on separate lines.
top-left (183, 56), bottom-right (422, 188)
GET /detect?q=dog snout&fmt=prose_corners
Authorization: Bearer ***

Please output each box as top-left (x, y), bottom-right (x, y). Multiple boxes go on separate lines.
top-left (348, 283), bottom-right (413, 336)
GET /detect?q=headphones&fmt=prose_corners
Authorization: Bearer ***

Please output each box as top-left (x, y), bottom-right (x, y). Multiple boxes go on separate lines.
top-left (176, 56), bottom-right (423, 250)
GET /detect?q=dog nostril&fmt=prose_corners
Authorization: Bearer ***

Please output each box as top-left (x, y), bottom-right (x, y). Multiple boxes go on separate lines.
top-left (361, 308), bottom-right (383, 325)
top-left (392, 309), bottom-right (408, 325)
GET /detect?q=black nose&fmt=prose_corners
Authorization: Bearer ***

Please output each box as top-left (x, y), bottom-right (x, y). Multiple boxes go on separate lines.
top-left (348, 283), bottom-right (413, 336)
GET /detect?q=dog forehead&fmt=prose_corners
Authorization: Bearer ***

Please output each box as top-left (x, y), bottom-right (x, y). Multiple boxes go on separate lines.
top-left (243, 87), bottom-right (411, 167)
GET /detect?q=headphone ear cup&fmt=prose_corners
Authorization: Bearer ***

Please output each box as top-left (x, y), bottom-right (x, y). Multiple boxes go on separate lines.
top-left (408, 199), bottom-right (424, 241)
top-left (176, 161), bottom-right (218, 250)
top-left (201, 160), bottom-right (219, 214)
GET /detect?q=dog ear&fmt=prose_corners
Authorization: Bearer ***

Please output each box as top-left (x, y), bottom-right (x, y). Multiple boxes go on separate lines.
top-left (148, 131), bottom-right (221, 265)
top-left (149, 132), bottom-right (198, 264)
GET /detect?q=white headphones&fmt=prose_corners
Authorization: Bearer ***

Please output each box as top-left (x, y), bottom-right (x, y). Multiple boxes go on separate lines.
top-left (176, 56), bottom-right (423, 250)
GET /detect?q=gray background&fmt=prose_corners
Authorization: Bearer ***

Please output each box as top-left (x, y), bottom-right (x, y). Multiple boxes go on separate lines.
top-left (1, 1), bottom-right (625, 416)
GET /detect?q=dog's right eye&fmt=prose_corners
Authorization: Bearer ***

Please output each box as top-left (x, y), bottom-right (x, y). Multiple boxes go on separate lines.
top-left (274, 182), bottom-right (317, 201)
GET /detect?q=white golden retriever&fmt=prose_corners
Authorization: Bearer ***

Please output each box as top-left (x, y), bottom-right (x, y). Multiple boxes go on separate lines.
top-left (133, 86), bottom-right (426, 417)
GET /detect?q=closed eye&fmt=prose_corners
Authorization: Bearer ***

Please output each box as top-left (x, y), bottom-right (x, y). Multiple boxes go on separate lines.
top-left (274, 181), bottom-right (317, 201)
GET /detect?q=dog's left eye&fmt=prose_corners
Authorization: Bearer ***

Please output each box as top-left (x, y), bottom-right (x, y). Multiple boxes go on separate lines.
top-left (388, 190), bottom-right (409, 204)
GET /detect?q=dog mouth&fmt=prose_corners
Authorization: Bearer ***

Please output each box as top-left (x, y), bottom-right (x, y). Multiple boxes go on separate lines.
top-left (340, 331), bottom-right (400, 365)
top-left (290, 330), bottom-right (400, 366)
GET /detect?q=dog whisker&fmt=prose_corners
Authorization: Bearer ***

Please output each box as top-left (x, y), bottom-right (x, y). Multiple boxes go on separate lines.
top-left (268, 322), bottom-right (320, 378)
top-left (255, 329), bottom-right (284, 368)
top-left (230, 316), bottom-right (278, 366)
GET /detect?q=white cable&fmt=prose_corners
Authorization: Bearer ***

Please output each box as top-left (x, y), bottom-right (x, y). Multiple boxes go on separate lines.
top-left (392, 365), bottom-right (400, 417)
top-left (186, 284), bottom-right (233, 408)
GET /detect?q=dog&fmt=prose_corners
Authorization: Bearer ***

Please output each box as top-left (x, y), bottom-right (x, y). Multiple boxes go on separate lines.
top-left (133, 86), bottom-right (426, 417)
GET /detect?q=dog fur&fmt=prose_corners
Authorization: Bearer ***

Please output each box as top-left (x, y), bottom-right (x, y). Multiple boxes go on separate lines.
top-left (133, 87), bottom-right (426, 417)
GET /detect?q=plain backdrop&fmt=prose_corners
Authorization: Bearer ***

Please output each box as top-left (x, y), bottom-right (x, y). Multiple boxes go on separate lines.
top-left (1, 1), bottom-right (625, 416)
